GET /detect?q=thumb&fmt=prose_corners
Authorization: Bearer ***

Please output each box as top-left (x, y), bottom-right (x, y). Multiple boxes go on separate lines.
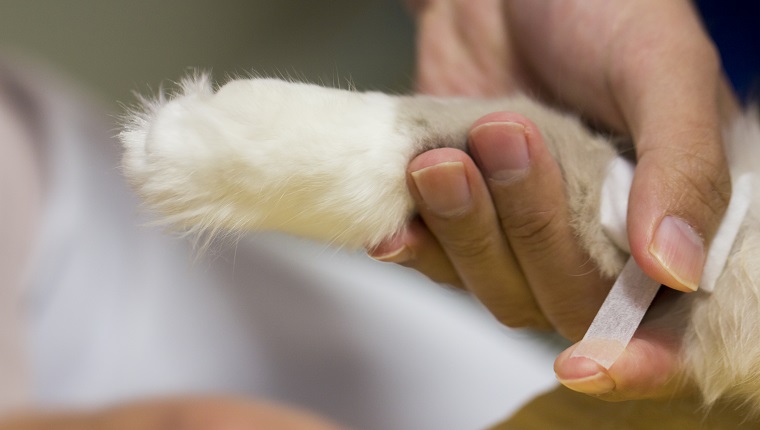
top-left (611, 25), bottom-right (735, 292)
top-left (627, 140), bottom-right (731, 293)
top-left (554, 326), bottom-right (685, 401)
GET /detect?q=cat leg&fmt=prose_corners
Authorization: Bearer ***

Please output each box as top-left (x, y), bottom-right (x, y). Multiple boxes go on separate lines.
top-left (120, 75), bottom-right (624, 274)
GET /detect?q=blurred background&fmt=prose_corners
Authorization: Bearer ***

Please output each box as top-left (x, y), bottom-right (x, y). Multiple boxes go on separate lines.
top-left (0, 0), bottom-right (416, 109)
top-left (2, 0), bottom-right (757, 114)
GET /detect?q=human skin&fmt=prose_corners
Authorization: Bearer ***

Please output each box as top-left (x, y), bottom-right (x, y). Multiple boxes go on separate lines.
top-left (373, 0), bottom-right (739, 400)
top-left (0, 397), bottom-right (344, 430)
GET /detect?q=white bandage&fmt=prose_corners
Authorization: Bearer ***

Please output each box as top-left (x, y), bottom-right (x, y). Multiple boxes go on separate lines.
top-left (573, 156), bottom-right (754, 369)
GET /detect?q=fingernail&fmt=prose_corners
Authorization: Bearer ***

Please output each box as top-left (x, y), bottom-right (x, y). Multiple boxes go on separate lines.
top-left (369, 236), bottom-right (412, 263)
top-left (370, 245), bottom-right (412, 263)
top-left (470, 121), bottom-right (529, 182)
top-left (649, 216), bottom-right (705, 291)
top-left (556, 356), bottom-right (616, 395)
top-left (411, 161), bottom-right (471, 217)
top-left (557, 372), bottom-right (616, 395)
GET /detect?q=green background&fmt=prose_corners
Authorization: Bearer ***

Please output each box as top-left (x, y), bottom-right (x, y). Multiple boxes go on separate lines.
top-left (0, 0), bottom-right (416, 108)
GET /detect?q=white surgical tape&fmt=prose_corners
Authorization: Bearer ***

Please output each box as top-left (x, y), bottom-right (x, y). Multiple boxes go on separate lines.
top-left (573, 156), bottom-right (754, 369)
top-left (571, 258), bottom-right (660, 369)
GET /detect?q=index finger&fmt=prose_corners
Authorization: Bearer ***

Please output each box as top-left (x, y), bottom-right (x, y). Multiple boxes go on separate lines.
top-left (468, 113), bottom-right (613, 340)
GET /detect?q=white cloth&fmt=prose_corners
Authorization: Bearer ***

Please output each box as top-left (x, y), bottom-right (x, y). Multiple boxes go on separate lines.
top-left (16, 67), bottom-right (561, 430)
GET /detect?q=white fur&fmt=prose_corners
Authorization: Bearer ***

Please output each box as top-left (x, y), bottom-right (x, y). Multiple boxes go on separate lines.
top-left (121, 75), bottom-right (760, 412)
top-left (122, 74), bottom-right (414, 248)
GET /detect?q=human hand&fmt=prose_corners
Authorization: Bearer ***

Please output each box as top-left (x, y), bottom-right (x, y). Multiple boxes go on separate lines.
top-left (372, 112), bottom-right (688, 400)
top-left (0, 397), bottom-right (343, 430)
top-left (407, 0), bottom-right (738, 292)
top-left (375, 0), bottom-right (739, 400)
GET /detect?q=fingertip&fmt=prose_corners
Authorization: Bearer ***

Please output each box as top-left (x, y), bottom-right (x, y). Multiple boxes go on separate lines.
top-left (410, 161), bottom-right (472, 218)
top-left (556, 330), bottom-right (683, 401)
top-left (373, 218), bottom-right (464, 287)
top-left (557, 369), bottom-right (616, 396)
top-left (626, 179), bottom-right (705, 293)
top-left (407, 148), bottom-right (494, 222)
top-left (368, 234), bottom-right (413, 263)
top-left (626, 131), bottom-right (731, 293)
top-left (628, 214), bottom-right (705, 293)
top-left (469, 121), bottom-right (530, 182)
top-left (407, 147), bottom-right (471, 173)
top-left (367, 219), bottom-right (439, 264)
top-left (468, 111), bottom-right (536, 133)
top-left (555, 348), bottom-right (616, 396)
top-left (467, 112), bottom-right (553, 183)
top-left (648, 216), bottom-right (704, 292)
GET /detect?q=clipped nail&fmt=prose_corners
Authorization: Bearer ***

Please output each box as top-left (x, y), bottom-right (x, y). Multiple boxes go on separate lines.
top-left (470, 121), bottom-right (529, 182)
top-left (411, 161), bottom-right (471, 217)
top-left (557, 371), bottom-right (616, 395)
top-left (649, 216), bottom-right (705, 291)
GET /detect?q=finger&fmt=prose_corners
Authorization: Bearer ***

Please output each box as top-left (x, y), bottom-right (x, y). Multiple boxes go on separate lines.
top-left (413, 0), bottom-right (519, 96)
top-left (628, 146), bottom-right (730, 293)
top-left (502, 0), bottom-right (734, 292)
top-left (408, 147), bottom-right (551, 329)
top-left (554, 326), bottom-right (684, 401)
top-left (414, 0), bottom-right (486, 95)
top-left (369, 217), bottom-right (464, 288)
top-left (608, 4), bottom-right (734, 292)
top-left (468, 112), bottom-right (612, 340)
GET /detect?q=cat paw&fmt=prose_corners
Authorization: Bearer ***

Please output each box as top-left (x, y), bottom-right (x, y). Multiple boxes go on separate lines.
top-left (121, 75), bottom-right (416, 247)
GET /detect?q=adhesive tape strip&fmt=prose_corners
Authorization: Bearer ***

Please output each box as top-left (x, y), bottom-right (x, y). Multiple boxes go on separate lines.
top-left (571, 257), bottom-right (660, 369)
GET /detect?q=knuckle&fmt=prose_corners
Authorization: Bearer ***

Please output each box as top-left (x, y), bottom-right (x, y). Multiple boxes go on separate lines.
top-left (660, 145), bottom-right (732, 221)
top-left (439, 227), bottom-right (501, 261)
top-left (500, 207), bottom-right (565, 250)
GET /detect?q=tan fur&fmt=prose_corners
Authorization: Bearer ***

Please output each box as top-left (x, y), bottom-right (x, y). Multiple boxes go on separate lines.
top-left (683, 110), bottom-right (760, 411)
top-left (396, 95), bottom-right (626, 278)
